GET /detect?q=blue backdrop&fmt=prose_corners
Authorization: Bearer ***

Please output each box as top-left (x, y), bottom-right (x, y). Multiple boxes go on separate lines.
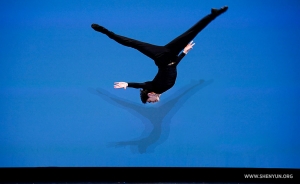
top-left (1, 0), bottom-right (299, 168)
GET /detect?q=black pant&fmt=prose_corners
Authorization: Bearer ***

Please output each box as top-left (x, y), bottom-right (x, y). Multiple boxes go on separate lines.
top-left (104, 12), bottom-right (219, 65)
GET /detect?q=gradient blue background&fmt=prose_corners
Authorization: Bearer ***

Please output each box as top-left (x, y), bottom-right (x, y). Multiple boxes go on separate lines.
top-left (1, 0), bottom-right (299, 168)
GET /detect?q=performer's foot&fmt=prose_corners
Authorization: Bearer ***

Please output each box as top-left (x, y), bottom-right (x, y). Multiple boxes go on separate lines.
top-left (91, 23), bottom-right (109, 34)
top-left (211, 6), bottom-right (228, 15)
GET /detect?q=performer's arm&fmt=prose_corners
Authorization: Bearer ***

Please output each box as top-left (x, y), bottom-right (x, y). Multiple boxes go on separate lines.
top-left (114, 82), bottom-right (148, 89)
top-left (127, 82), bottom-right (147, 89)
top-left (175, 52), bottom-right (186, 63)
top-left (173, 41), bottom-right (195, 65)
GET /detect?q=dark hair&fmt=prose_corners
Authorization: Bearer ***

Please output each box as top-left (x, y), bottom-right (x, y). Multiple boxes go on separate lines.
top-left (140, 89), bottom-right (149, 104)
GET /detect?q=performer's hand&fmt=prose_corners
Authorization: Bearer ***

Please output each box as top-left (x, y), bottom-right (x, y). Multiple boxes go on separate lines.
top-left (183, 41), bottom-right (195, 54)
top-left (114, 82), bottom-right (128, 89)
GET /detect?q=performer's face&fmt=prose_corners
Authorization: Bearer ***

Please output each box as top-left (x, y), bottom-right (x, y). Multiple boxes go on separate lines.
top-left (147, 93), bottom-right (160, 103)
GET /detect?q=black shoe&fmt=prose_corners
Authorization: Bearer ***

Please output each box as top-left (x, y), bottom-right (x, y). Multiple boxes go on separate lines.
top-left (91, 23), bottom-right (109, 34)
top-left (211, 6), bottom-right (228, 15)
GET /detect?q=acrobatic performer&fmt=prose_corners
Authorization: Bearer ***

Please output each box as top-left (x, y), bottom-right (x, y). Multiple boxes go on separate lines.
top-left (91, 6), bottom-right (228, 104)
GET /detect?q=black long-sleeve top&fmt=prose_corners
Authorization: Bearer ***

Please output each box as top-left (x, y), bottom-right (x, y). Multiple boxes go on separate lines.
top-left (127, 52), bottom-right (186, 94)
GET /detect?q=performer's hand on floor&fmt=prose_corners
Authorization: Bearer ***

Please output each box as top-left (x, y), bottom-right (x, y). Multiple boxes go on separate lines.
top-left (114, 82), bottom-right (128, 89)
top-left (183, 41), bottom-right (195, 54)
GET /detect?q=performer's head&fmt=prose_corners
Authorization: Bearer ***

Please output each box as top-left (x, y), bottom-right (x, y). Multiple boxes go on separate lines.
top-left (140, 89), bottom-right (160, 104)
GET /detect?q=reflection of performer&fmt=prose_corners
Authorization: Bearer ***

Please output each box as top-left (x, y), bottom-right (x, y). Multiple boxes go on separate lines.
top-left (91, 6), bottom-right (228, 104)
top-left (89, 79), bottom-right (211, 153)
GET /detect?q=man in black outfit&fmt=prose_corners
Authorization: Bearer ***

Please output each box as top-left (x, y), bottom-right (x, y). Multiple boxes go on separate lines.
top-left (91, 6), bottom-right (228, 104)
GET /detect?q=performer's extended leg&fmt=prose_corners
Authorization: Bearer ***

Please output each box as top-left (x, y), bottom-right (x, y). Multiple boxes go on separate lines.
top-left (164, 6), bottom-right (228, 56)
top-left (91, 24), bottom-right (167, 61)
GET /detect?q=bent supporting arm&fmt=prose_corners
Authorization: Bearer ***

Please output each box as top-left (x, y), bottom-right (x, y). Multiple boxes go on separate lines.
top-left (172, 41), bottom-right (195, 66)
